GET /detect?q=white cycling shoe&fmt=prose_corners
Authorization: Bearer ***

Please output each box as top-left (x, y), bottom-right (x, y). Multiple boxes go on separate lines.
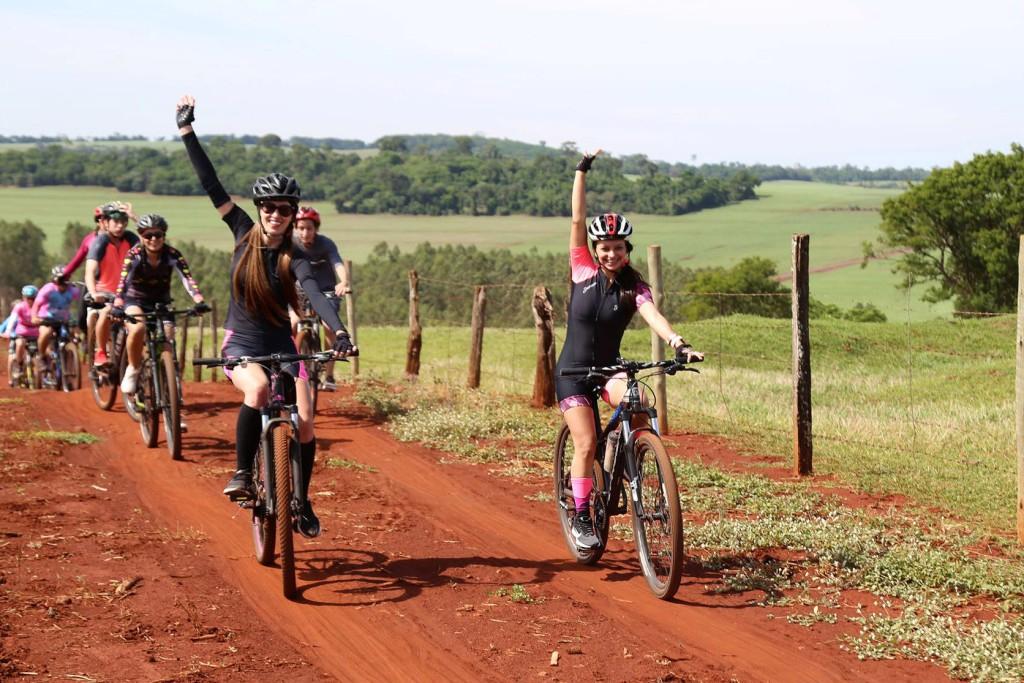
top-left (120, 365), bottom-right (139, 394)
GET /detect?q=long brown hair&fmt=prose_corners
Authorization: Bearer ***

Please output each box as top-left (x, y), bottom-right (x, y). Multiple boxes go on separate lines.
top-left (232, 223), bottom-right (299, 324)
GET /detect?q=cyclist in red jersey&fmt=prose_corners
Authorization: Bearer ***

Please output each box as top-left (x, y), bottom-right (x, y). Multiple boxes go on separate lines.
top-left (557, 150), bottom-right (703, 551)
top-left (290, 206), bottom-right (351, 389)
top-left (85, 203), bottom-right (139, 365)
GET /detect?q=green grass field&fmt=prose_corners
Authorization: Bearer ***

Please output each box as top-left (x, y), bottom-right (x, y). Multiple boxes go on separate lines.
top-left (0, 181), bottom-right (951, 319)
top-left (349, 312), bottom-right (1015, 531)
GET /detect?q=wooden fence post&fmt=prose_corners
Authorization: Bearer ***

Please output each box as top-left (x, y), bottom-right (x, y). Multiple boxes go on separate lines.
top-left (406, 270), bottom-right (422, 379)
top-left (647, 245), bottom-right (668, 435)
top-left (344, 259), bottom-right (359, 377)
top-left (192, 311), bottom-right (205, 383)
top-left (209, 302), bottom-right (220, 383)
top-left (531, 286), bottom-right (556, 408)
top-left (792, 234), bottom-right (813, 476)
top-left (467, 286), bottom-right (486, 388)
top-left (1016, 236), bottom-right (1024, 543)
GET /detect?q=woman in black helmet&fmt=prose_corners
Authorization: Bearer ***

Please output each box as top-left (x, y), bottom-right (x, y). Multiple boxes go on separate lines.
top-left (557, 150), bottom-right (702, 552)
top-left (176, 95), bottom-right (356, 538)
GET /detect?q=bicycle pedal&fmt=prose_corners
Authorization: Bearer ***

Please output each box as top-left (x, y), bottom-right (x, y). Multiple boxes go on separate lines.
top-left (237, 500), bottom-right (256, 509)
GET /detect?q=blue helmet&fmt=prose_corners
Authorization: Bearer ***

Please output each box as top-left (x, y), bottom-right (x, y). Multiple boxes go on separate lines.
top-left (21, 285), bottom-right (38, 298)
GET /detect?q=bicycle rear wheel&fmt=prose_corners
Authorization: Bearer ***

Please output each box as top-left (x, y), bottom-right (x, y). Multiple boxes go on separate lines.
top-left (137, 359), bottom-right (158, 448)
top-left (252, 439), bottom-right (276, 565)
top-left (629, 432), bottom-right (684, 599)
top-left (296, 330), bottom-right (321, 412)
top-left (158, 350), bottom-right (182, 460)
top-left (273, 422), bottom-right (297, 599)
top-left (553, 422), bottom-right (609, 565)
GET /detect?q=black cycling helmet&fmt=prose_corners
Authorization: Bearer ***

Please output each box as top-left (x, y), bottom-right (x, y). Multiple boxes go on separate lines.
top-left (100, 202), bottom-right (128, 221)
top-left (252, 173), bottom-right (301, 204)
top-left (137, 213), bottom-right (169, 232)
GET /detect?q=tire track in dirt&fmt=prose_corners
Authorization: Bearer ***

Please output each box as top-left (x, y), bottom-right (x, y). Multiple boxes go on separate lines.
top-left (22, 384), bottom-right (950, 682)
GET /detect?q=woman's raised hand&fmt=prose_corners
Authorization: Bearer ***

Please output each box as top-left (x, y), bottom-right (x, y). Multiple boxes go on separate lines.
top-left (576, 149), bottom-right (603, 173)
top-left (176, 95), bottom-right (196, 130)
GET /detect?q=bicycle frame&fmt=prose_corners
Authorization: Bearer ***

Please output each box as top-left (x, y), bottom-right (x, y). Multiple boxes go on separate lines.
top-left (589, 371), bottom-right (660, 524)
top-left (37, 320), bottom-right (75, 390)
top-left (126, 305), bottom-right (186, 414)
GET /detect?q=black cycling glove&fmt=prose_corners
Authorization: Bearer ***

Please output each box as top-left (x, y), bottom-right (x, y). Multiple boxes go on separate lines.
top-left (176, 104), bottom-right (195, 128)
top-left (332, 334), bottom-right (355, 355)
top-left (192, 302), bottom-right (211, 315)
top-left (675, 345), bottom-right (702, 363)
top-left (575, 153), bottom-right (597, 173)
top-left (110, 306), bottom-right (126, 321)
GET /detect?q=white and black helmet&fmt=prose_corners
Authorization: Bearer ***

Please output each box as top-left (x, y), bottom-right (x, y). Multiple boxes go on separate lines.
top-left (587, 213), bottom-right (633, 241)
top-left (137, 213), bottom-right (168, 232)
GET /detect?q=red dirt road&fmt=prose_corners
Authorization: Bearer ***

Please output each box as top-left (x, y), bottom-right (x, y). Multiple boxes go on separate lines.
top-left (1, 381), bottom-right (951, 682)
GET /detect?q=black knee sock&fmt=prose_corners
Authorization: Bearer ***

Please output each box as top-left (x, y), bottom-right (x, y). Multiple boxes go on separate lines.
top-left (300, 438), bottom-right (316, 499)
top-left (236, 404), bottom-right (262, 472)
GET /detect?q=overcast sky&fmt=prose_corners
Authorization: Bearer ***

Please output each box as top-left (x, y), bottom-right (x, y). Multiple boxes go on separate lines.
top-left (5, 0), bottom-right (1022, 168)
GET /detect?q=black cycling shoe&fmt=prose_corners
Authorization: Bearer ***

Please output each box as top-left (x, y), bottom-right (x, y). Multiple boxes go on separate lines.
top-left (296, 500), bottom-right (321, 539)
top-left (223, 470), bottom-right (255, 500)
top-left (571, 510), bottom-right (601, 550)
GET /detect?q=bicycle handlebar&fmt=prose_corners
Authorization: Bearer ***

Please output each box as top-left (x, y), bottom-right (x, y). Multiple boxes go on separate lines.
top-left (192, 349), bottom-right (351, 369)
top-left (558, 356), bottom-right (702, 379)
top-left (122, 306), bottom-right (206, 324)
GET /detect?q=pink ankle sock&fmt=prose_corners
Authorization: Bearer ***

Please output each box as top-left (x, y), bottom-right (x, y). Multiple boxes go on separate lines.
top-left (571, 477), bottom-right (593, 511)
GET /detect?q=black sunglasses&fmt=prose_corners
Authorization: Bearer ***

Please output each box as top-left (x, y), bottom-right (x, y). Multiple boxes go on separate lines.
top-left (141, 231), bottom-right (166, 240)
top-left (259, 202), bottom-right (295, 218)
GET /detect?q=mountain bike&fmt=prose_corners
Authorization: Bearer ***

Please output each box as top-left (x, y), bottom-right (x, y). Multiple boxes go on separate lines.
top-left (33, 320), bottom-right (80, 392)
top-left (293, 291), bottom-right (341, 411)
top-left (123, 303), bottom-right (207, 459)
top-left (193, 350), bottom-right (343, 600)
top-left (554, 356), bottom-right (700, 599)
top-left (85, 300), bottom-right (128, 411)
top-left (9, 338), bottom-right (38, 389)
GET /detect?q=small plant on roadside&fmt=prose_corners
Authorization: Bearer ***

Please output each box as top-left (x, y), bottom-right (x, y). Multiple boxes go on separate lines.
top-left (326, 457), bottom-right (378, 473)
top-left (11, 430), bottom-right (98, 445)
top-left (492, 584), bottom-right (541, 604)
top-left (354, 381), bottom-right (407, 419)
top-left (524, 491), bottom-right (553, 503)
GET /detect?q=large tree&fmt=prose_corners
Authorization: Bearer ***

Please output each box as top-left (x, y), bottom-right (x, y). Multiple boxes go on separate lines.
top-left (878, 144), bottom-right (1024, 312)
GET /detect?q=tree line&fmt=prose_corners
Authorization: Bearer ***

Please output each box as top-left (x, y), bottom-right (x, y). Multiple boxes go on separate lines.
top-left (0, 141), bottom-right (760, 217)
top-left (0, 221), bottom-right (884, 325)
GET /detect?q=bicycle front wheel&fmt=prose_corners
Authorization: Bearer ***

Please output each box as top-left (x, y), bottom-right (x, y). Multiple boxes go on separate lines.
top-left (554, 423), bottom-right (609, 565)
top-left (629, 432), bottom-right (684, 599)
top-left (158, 350), bottom-right (182, 460)
top-left (273, 422), bottom-right (297, 599)
top-left (137, 359), bottom-right (159, 448)
top-left (252, 438), bottom-right (276, 565)
top-left (296, 330), bottom-right (321, 412)
top-left (61, 344), bottom-right (80, 392)
top-left (90, 339), bottom-right (118, 410)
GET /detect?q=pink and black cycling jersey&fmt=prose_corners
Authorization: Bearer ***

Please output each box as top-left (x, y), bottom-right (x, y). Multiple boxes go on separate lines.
top-left (115, 244), bottom-right (201, 304)
top-left (87, 231), bottom-right (140, 294)
top-left (556, 246), bottom-right (652, 372)
top-left (31, 283), bottom-right (80, 323)
top-left (63, 231), bottom-right (99, 277)
top-left (11, 301), bottom-right (39, 339)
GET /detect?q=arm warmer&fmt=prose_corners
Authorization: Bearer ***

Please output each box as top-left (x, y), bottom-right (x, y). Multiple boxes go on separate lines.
top-left (182, 132), bottom-right (232, 208)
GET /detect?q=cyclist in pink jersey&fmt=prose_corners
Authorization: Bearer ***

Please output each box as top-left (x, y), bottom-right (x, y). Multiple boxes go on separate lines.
top-left (6, 286), bottom-right (40, 387)
top-left (32, 267), bottom-right (81, 377)
top-left (558, 151), bottom-right (702, 551)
